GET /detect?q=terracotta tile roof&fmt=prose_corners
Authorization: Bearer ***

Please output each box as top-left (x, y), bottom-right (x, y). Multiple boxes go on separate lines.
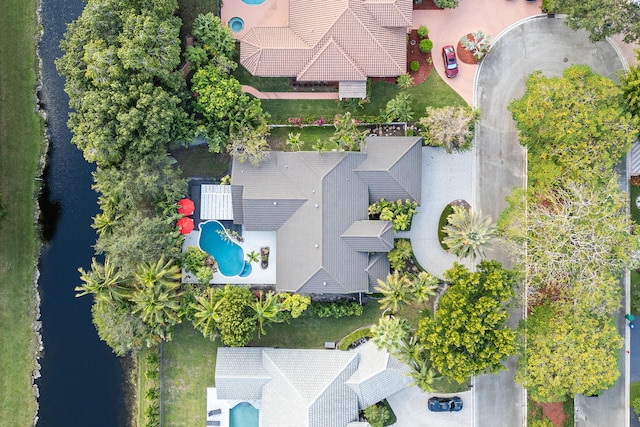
top-left (240, 0), bottom-right (411, 82)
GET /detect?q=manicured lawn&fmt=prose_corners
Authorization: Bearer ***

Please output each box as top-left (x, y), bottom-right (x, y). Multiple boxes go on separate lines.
top-left (171, 144), bottom-right (230, 179)
top-left (262, 73), bottom-right (467, 123)
top-left (232, 63), bottom-right (291, 92)
top-left (267, 126), bottom-right (340, 151)
top-left (631, 381), bottom-right (640, 417)
top-left (253, 301), bottom-right (383, 348)
top-left (0, 0), bottom-right (43, 425)
top-left (162, 324), bottom-right (221, 427)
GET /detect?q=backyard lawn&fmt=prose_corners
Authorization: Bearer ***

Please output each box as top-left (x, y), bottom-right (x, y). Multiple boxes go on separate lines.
top-left (260, 72), bottom-right (467, 123)
top-left (0, 0), bottom-right (43, 425)
top-left (162, 324), bottom-right (221, 427)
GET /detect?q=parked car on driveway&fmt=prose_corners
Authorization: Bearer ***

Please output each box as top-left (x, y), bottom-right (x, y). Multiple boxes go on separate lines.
top-left (442, 45), bottom-right (459, 78)
top-left (428, 396), bottom-right (463, 412)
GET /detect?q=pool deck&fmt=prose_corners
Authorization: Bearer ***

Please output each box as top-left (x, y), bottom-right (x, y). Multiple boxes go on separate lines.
top-left (207, 388), bottom-right (262, 427)
top-left (221, 0), bottom-right (289, 39)
top-left (182, 222), bottom-right (277, 285)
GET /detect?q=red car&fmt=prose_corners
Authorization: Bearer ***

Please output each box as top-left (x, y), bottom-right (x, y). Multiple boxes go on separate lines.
top-left (442, 45), bottom-right (458, 78)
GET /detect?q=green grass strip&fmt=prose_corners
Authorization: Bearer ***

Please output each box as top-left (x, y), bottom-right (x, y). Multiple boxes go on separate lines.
top-left (0, 0), bottom-right (44, 424)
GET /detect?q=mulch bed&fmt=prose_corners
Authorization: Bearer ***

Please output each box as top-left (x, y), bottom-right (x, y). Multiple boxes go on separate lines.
top-left (413, 0), bottom-right (442, 10)
top-left (457, 34), bottom-right (477, 65)
top-left (540, 402), bottom-right (567, 427)
top-left (407, 30), bottom-right (434, 86)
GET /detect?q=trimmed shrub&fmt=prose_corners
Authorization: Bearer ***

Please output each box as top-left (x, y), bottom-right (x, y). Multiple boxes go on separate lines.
top-left (419, 39), bottom-right (433, 54)
top-left (308, 300), bottom-right (363, 318)
top-left (410, 61), bottom-right (420, 72)
top-left (434, 0), bottom-right (459, 8)
top-left (417, 25), bottom-right (429, 39)
top-left (339, 327), bottom-right (372, 350)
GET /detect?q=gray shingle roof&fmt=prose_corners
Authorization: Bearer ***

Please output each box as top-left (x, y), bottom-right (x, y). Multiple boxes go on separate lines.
top-left (240, 0), bottom-right (411, 82)
top-left (230, 136), bottom-right (422, 295)
top-left (365, 253), bottom-right (390, 292)
top-left (214, 346), bottom-right (410, 427)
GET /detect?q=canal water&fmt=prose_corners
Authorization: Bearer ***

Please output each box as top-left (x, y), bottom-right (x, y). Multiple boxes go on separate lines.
top-left (36, 0), bottom-right (127, 425)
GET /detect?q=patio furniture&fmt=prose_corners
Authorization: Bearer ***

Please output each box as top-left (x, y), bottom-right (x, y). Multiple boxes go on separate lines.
top-left (207, 409), bottom-right (221, 417)
top-left (206, 421), bottom-right (220, 426)
top-left (260, 246), bottom-right (270, 269)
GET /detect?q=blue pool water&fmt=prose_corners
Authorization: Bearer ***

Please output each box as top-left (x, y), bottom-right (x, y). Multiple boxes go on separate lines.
top-left (199, 221), bottom-right (252, 277)
top-left (228, 17), bottom-right (245, 33)
top-left (230, 402), bottom-right (259, 427)
top-left (242, 0), bottom-right (265, 4)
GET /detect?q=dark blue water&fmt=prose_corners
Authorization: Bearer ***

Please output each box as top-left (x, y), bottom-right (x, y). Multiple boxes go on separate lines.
top-left (37, 0), bottom-right (127, 425)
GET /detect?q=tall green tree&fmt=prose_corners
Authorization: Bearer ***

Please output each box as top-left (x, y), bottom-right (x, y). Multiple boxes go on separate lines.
top-left (546, 0), bottom-right (640, 43)
top-left (330, 112), bottom-right (367, 151)
top-left (621, 49), bottom-right (640, 118)
top-left (185, 13), bottom-right (237, 71)
top-left (418, 106), bottom-right (479, 153)
top-left (499, 178), bottom-right (639, 315)
top-left (516, 302), bottom-right (622, 402)
top-left (370, 315), bottom-right (411, 355)
top-left (76, 257), bottom-right (130, 303)
top-left (442, 205), bottom-right (496, 261)
top-left (251, 291), bottom-right (281, 337)
top-left (384, 93), bottom-right (414, 122)
top-left (56, 0), bottom-right (192, 166)
top-left (189, 287), bottom-right (220, 341)
top-left (417, 261), bottom-right (517, 383)
top-left (509, 65), bottom-right (638, 187)
top-left (130, 257), bottom-right (183, 342)
top-left (375, 271), bottom-right (413, 314)
top-left (212, 285), bottom-right (257, 347)
top-left (92, 299), bottom-right (153, 356)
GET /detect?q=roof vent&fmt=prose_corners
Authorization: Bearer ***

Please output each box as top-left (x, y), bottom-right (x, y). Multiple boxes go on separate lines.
top-left (315, 204), bottom-right (319, 208)
top-left (273, 202), bottom-right (277, 205)
top-left (323, 281), bottom-right (327, 286)
top-left (315, 244), bottom-right (319, 248)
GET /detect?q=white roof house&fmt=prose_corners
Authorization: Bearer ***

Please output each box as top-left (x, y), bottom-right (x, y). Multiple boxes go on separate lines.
top-left (215, 341), bottom-right (412, 427)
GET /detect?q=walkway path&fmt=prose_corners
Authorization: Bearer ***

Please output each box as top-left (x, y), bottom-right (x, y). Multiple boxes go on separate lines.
top-left (241, 85), bottom-right (338, 100)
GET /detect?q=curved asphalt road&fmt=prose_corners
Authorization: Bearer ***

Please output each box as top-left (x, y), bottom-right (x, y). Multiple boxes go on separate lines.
top-left (473, 16), bottom-right (627, 427)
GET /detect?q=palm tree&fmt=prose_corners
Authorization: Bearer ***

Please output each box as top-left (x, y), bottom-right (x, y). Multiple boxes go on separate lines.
top-left (76, 257), bottom-right (130, 303)
top-left (396, 73), bottom-right (414, 89)
top-left (370, 315), bottom-right (411, 356)
top-left (411, 271), bottom-right (438, 304)
top-left (407, 358), bottom-right (440, 392)
top-left (286, 132), bottom-right (304, 151)
top-left (246, 250), bottom-right (260, 264)
top-left (130, 257), bottom-right (182, 341)
top-left (384, 93), bottom-right (414, 123)
top-left (442, 205), bottom-right (496, 261)
top-left (312, 138), bottom-right (330, 155)
top-left (375, 271), bottom-right (413, 314)
top-left (251, 291), bottom-right (281, 337)
top-left (190, 287), bottom-right (220, 341)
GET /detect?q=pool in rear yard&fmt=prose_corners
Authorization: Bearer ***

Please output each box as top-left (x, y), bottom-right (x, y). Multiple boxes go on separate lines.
top-left (230, 402), bottom-right (259, 427)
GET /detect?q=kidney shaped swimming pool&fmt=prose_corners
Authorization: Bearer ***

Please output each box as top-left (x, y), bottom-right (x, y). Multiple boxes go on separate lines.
top-left (198, 220), bottom-right (251, 277)
top-left (230, 402), bottom-right (259, 427)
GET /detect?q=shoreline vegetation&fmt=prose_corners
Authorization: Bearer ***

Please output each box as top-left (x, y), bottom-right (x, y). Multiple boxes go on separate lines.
top-left (0, 0), bottom-right (46, 425)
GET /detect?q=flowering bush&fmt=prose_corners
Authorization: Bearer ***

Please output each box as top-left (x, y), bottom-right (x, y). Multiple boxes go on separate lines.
top-left (287, 117), bottom-right (303, 127)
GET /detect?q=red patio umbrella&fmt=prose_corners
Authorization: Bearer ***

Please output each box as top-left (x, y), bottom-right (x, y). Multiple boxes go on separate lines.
top-left (177, 198), bottom-right (195, 216)
top-left (176, 217), bottom-right (194, 234)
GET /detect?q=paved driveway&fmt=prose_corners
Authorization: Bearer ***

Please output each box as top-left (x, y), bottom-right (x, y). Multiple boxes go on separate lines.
top-left (474, 15), bottom-right (627, 427)
top-left (387, 386), bottom-right (472, 427)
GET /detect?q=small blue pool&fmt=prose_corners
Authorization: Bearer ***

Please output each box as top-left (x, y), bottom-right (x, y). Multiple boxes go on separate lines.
top-left (228, 17), bottom-right (245, 33)
top-left (230, 402), bottom-right (259, 427)
top-left (199, 221), bottom-right (251, 277)
top-left (242, 0), bottom-right (265, 4)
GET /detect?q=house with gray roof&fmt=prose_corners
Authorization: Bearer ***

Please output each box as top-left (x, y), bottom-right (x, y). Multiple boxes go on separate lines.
top-left (239, 0), bottom-right (412, 99)
top-left (230, 136), bottom-right (421, 295)
top-left (214, 341), bottom-right (412, 427)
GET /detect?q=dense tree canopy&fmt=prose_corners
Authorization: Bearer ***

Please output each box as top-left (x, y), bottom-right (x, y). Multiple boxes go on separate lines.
top-left (57, 0), bottom-right (192, 166)
top-left (416, 261), bottom-right (517, 383)
top-left (508, 65), bottom-right (638, 187)
top-left (546, 0), bottom-right (640, 43)
top-left (499, 178), bottom-right (639, 316)
top-left (418, 106), bottom-right (479, 153)
top-left (516, 302), bottom-right (622, 402)
top-left (621, 49), bottom-right (640, 119)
